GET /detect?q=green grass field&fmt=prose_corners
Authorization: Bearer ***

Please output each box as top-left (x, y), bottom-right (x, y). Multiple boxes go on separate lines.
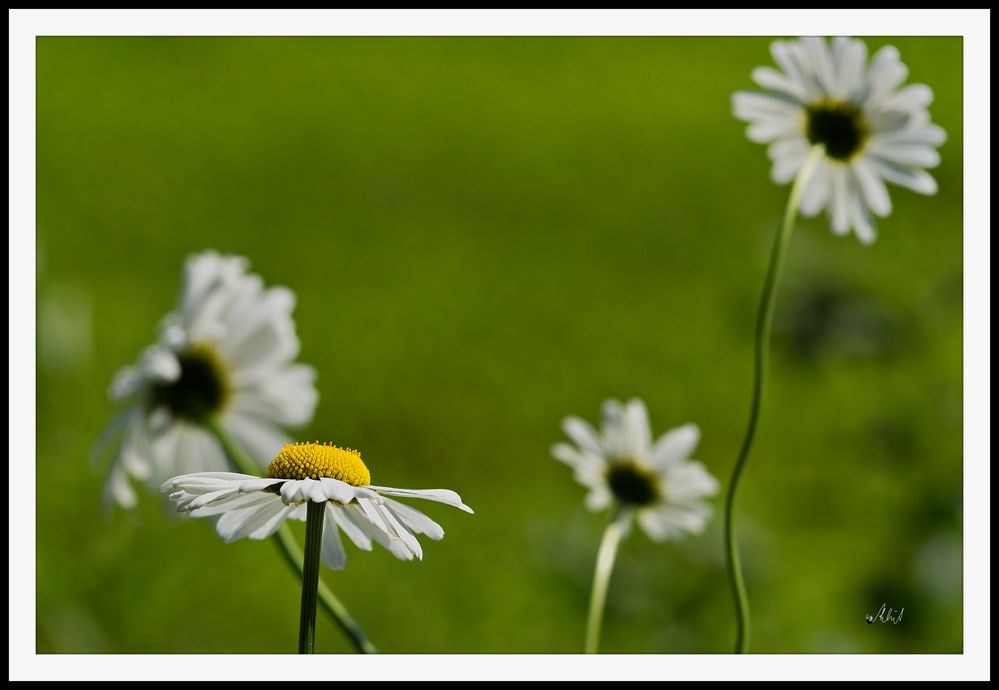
top-left (36, 36), bottom-right (962, 654)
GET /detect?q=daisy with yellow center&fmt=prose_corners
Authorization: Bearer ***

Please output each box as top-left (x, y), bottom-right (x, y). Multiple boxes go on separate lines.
top-left (164, 442), bottom-right (472, 653)
top-left (162, 442), bottom-right (473, 568)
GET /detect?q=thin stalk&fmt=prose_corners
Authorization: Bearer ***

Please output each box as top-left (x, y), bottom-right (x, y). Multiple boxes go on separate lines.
top-left (207, 418), bottom-right (377, 654)
top-left (298, 501), bottom-right (325, 654)
top-left (723, 144), bottom-right (825, 654)
top-left (584, 512), bottom-right (627, 654)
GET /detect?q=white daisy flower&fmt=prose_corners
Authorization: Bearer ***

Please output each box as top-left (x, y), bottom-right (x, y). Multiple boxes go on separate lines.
top-left (733, 36), bottom-right (946, 244)
top-left (94, 250), bottom-right (318, 509)
top-left (552, 398), bottom-right (719, 541)
top-left (161, 442), bottom-right (473, 569)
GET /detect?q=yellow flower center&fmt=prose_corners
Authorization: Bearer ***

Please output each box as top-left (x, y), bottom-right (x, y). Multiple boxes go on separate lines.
top-left (267, 442), bottom-right (371, 486)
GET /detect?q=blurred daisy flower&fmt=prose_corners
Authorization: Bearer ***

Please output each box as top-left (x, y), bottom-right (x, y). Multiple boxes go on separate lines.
top-left (552, 398), bottom-right (719, 541)
top-left (162, 442), bottom-right (473, 569)
top-left (94, 251), bottom-right (318, 509)
top-left (733, 36), bottom-right (946, 243)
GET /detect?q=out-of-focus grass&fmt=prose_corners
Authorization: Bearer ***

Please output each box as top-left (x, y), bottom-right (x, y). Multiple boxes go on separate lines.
top-left (36, 36), bottom-right (962, 653)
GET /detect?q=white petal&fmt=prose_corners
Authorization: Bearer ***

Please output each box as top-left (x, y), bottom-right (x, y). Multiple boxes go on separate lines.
top-left (224, 288), bottom-right (300, 376)
top-left (368, 486), bottom-right (473, 514)
top-left (239, 476), bottom-right (284, 492)
top-left (875, 83), bottom-right (934, 113)
top-left (863, 45), bottom-right (908, 107)
top-left (584, 485), bottom-right (612, 511)
top-left (227, 364), bottom-right (318, 427)
top-left (188, 491), bottom-right (275, 517)
top-left (146, 406), bottom-right (172, 436)
top-left (851, 159), bottom-right (893, 217)
top-left (834, 36), bottom-right (867, 102)
top-left (848, 184), bottom-right (877, 245)
top-left (223, 412), bottom-right (289, 469)
top-left (178, 252), bottom-right (247, 323)
top-left (279, 478), bottom-right (327, 505)
top-left (865, 141), bottom-right (941, 168)
top-left (638, 502), bottom-right (712, 542)
top-left (138, 345), bottom-right (181, 383)
top-left (551, 442), bottom-right (605, 474)
top-left (622, 398), bottom-right (652, 458)
top-left (871, 125), bottom-right (946, 152)
top-left (771, 40), bottom-right (818, 101)
top-left (159, 318), bottom-right (186, 350)
top-left (103, 462), bottom-right (138, 510)
top-left (767, 137), bottom-right (808, 163)
top-left (866, 157), bottom-right (939, 195)
top-left (380, 497), bottom-right (445, 540)
top-left (180, 425), bottom-right (228, 478)
top-left (650, 424), bottom-right (700, 470)
top-left (787, 39), bottom-right (818, 86)
top-left (215, 497), bottom-right (286, 543)
top-left (801, 36), bottom-right (837, 96)
top-left (828, 165), bottom-right (851, 235)
top-left (746, 118), bottom-right (802, 144)
top-left (319, 476), bottom-right (365, 503)
top-left (662, 461), bottom-right (721, 502)
top-left (330, 505), bottom-right (374, 550)
top-left (637, 509), bottom-right (681, 542)
top-left (178, 252), bottom-right (251, 340)
top-left (561, 416), bottom-right (603, 455)
top-left (343, 504), bottom-right (412, 561)
top-left (357, 497), bottom-right (390, 532)
top-left (866, 109), bottom-right (913, 136)
top-left (306, 479), bottom-right (328, 503)
top-left (217, 281), bottom-right (291, 359)
top-left (321, 506), bottom-right (348, 570)
top-left (751, 66), bottom-right (810, 102)
top-left (599, 399), bottom-right (627, 455)
top-left (248, 504), bottom-right (296, 540)
top-left (771, 146), bottom-right (808, 184)
top-left (378, 505), bottom-right (423, 560)
top-left (732, 91), bottom-right (802, 121)
top-left (167, 424), bottom-right (199, 479)
top-left (118, 412), bottom-right (154, 481)
top-left (279, 478), bottom-right (305, 503)
top-left (108, 366), bottom-right (145, 401)
top-left (160, 471), bottom-right (257, 494)
top-left (798, 159), bottom-right (831, 216)
top-left (182, 485), bottom-right (243, 511)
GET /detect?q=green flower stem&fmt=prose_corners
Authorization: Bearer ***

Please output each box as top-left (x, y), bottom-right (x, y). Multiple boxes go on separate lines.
top-left (298, 501), bottom-right (325, 654)
top-left (723, 144), bottom-right (825, 654)
top-left (584, 511), bottom-right (627, 654)
top-left (207, 418), bottom-right (377, 654)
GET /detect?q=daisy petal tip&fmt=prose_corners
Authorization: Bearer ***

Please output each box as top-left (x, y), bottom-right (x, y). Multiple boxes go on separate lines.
top-left (857, 231), bottom-right (878, 246)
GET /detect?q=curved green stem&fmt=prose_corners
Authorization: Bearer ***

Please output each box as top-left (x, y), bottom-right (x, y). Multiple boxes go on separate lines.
top-left (723, 145), bottom-right (825, 654)
top-left (207, 418), bottom-right (377, 654)
top-left (298, 501), bottom-right (325, 653)
top-left (584, 512), bottom-right (627, 654)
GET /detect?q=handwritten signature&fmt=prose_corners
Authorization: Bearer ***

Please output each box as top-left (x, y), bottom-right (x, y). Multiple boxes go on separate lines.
top-left (866, 603), bottom-right (904, 625)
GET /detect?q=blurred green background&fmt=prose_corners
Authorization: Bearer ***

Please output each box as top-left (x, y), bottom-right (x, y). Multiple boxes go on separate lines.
top-left (36, 37), bottom-right (962, 654)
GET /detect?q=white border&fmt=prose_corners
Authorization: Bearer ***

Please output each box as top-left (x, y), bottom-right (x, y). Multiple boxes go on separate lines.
top-left (10, 8), bottom-right (990, 682)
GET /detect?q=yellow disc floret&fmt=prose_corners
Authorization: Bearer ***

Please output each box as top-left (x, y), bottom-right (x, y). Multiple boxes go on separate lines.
top-left (267, 442), bottom-right (371, 486)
